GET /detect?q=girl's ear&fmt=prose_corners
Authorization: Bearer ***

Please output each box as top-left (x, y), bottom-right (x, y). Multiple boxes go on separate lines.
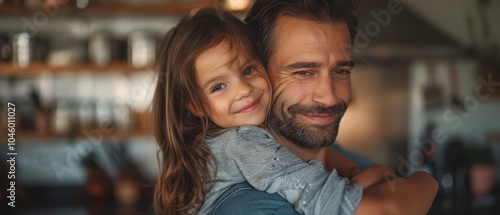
top-left (186, 102), bottom-right (204, 117)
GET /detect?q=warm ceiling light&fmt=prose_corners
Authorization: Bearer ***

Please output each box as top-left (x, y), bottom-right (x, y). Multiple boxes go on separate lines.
top-left (226, 0), bottom-right (250, 11)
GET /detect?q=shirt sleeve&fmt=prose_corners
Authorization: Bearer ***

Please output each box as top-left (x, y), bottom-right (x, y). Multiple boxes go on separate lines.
top-left (222, 126), bottom-right (362, 215)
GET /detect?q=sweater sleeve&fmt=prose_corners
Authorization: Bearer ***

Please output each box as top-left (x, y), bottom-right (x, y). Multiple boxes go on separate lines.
top-left (222, 126), bottom-right (362, 215)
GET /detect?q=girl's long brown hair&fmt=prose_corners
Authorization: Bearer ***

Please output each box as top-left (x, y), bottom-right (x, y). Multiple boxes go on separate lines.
top-left (152, 8), bottom-right (262, 215)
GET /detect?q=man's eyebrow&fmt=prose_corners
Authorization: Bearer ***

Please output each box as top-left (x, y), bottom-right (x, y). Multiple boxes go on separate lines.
top-left (337, 60), bottom-right (355, 68)
top-left (285, 60), bottom-right (354, 69)
top-left (286, 61), bottom-right (322, 69)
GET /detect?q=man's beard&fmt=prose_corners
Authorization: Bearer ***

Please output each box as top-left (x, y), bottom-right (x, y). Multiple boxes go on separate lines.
top-left (269, 100), bottom-right (347, 149)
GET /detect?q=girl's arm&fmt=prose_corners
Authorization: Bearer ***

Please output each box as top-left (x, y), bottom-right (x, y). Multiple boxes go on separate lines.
top-left (356, 171), bottom-right (438, 215)
top-left (220, 126), bottom-right (437, 215)
top-left (325, 147), bottom-right (362, 178)
top-left (325, 147), bottom-right (438, 214)
top-left (223, 126), bottom-right (362, 215)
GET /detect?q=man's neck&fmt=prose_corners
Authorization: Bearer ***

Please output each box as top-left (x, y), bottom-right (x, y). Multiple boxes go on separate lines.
top-left (263, 125), bottom-right (331, 170)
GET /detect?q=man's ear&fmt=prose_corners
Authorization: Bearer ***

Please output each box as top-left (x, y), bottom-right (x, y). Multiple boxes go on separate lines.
top-left (186, 102), bottom-right (204, 117)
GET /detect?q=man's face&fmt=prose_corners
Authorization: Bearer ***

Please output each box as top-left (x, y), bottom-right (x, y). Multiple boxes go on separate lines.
top-left (267, 16), bottom-right (353, 149)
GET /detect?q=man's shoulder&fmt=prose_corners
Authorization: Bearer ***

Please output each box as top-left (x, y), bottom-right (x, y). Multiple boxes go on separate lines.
top-left (331, 143), bottom-right (375, 168)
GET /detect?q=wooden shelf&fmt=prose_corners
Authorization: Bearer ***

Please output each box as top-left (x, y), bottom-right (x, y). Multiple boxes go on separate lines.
top-left (1, 129), bottom-right (152, 143)
top-left (0, 62), bottom-right (153, 76)
top-left (0, 1), bottom-right (212, 16)
top-left (0, 110), bottom-right (152, 143)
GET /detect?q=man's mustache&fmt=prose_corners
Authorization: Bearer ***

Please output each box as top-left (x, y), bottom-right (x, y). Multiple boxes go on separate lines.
top-left (287, 102), bottom-right (347, 115)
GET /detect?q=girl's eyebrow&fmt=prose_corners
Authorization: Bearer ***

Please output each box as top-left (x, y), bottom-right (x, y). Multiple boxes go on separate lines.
top-left (238, 57), bottom-right (258, 68)
top-left (203, 75), bottom-right (225, 90)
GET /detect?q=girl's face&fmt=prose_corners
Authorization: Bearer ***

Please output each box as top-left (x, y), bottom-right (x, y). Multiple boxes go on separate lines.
top-left (194, 42), bottom-right (271, 128)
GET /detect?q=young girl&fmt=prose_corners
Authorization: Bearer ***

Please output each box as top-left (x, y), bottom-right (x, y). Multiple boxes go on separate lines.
top-left (152, 8), bottom-right (437, 215)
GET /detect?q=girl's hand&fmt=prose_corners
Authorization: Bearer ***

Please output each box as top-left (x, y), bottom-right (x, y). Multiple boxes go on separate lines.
top-left (350, 165), bottom-right (395, 190)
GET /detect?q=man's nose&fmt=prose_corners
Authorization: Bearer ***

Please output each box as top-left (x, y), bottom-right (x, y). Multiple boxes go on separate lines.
top-left (311, 75), bottom-right (337, 106)
top-left (236, 80), bottom-right (254, 100)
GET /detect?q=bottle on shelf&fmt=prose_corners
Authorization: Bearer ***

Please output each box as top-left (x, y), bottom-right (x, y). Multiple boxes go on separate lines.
top-left (81, 152), bottom-right (114, 202)
top-left (11, 32), bottom-right (31, 68)
top-left (111, 144), bottom-right (144, 207)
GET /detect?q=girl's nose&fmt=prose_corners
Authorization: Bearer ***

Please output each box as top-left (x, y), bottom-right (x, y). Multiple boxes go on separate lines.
top-left (235, 80), bottom-right (254, 100)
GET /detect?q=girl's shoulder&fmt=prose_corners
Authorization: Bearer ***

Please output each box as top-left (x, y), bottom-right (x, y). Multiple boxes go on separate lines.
top-left (205, 126), bottom-right (275, 146)
top-left (237, 126), bottom-right (273, 140)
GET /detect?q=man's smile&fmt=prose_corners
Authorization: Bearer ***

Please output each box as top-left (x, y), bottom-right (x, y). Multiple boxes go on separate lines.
top-left (298, 114), bottom-right (336, 125)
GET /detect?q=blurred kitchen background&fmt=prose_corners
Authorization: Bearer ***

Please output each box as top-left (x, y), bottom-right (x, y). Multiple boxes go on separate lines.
top-left (0, 0), bottom-right (498, 214)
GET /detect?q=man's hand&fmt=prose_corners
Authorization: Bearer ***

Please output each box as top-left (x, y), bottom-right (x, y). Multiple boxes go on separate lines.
top-left (350, 165), bottom-right (395, 190)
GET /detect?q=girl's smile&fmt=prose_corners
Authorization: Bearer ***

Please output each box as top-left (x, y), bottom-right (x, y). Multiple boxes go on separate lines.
top-left (235, 95), bottom-right (263, 114)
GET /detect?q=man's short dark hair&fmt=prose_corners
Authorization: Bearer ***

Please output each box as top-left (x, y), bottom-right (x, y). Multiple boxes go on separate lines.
top-left (245, 0), bottom-right (359, 67)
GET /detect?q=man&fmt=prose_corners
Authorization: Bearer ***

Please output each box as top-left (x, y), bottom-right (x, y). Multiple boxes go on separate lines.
top-left (212, 0), bottom-right (438, 214)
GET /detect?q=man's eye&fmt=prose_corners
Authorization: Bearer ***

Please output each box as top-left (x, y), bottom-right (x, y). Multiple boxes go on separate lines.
top-left (210, 84), bottom-right (226, 93)
top-left (333, 69), bottom-right (351, 79)
top-left (293, 71), bottom-right (312, 76)
top-left (243, 66), bottom-right (256, 76)
top-left (335, 69), bottom-right (351, 74)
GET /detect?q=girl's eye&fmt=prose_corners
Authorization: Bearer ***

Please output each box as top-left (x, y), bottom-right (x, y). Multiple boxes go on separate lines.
top-left (243, 66), bottom-right (256, 76)
top-left (210, 83), bottom-right (226, 93)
